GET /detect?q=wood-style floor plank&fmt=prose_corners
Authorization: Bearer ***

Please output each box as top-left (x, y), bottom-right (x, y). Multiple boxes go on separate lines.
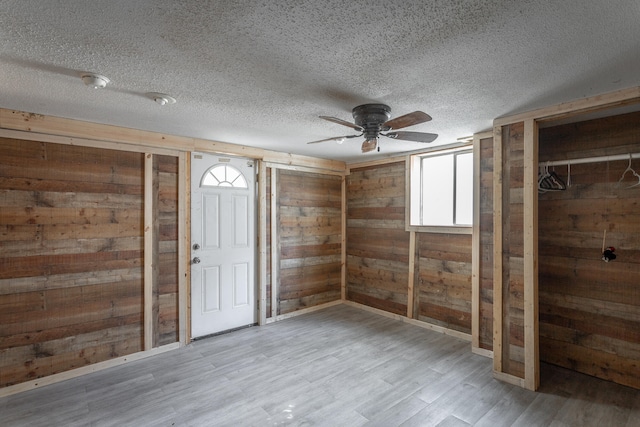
top-left (1, 304), bottom-right (639, 426)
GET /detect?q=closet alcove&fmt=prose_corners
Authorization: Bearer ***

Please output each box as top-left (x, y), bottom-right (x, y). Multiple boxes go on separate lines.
top-left (537, 109), bottom-right (640, 390)
top-left (486, 88), bottom-right (640, 392)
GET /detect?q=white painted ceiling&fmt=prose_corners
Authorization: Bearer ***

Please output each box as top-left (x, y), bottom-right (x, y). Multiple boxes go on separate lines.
top-left (2, 1), bottom-right (640, 162)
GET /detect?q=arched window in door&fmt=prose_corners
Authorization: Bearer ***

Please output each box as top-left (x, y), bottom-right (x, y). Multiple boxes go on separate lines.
top-left (201, 164), bottom-right (248, 188)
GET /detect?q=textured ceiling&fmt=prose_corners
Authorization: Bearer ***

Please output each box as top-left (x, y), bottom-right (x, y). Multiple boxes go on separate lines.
top-left (2, 0), bottom-right (640, 162)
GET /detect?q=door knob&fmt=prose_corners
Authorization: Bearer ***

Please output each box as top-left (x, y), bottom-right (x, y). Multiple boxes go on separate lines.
top-left (192, 257), bottom-right (201, 264)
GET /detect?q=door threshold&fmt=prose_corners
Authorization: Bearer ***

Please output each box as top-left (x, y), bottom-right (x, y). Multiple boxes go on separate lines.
top-left (192, 323), bottom-right (258, 341)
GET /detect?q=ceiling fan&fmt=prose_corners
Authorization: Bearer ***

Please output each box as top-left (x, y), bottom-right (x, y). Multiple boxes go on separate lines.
top-left (308, 104), bottom-right (438, 153)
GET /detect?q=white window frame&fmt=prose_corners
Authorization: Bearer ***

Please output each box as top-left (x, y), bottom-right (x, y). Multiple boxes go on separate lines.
top-left (406, 144), bottom-right (473, 234)
top-left (200, 163), bottom-right (248, 188)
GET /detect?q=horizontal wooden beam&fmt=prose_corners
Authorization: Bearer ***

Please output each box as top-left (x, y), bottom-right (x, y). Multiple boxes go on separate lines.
top-left (347, 156), bottom-right (406, 171)
top-left (0, 128), bottom-right (180, 156)
top-left (494, 86), bottom-right (640, 126)
top-left (265, 161), bottom-right (346, 176)
top-left (347, 141), bottom-right (474, 172)
top-left (0, 108), bottom-right (347, 173)
top-left (473, 130), bottom-right (494, 140)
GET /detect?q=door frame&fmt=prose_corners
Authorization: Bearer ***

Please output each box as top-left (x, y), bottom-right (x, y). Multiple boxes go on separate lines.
top-left (186, 153), bottom-right (266, 341)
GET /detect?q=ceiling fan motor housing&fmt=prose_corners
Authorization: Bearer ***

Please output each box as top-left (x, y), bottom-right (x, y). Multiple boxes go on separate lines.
top-left (352, 104), bottom-right (392, 140)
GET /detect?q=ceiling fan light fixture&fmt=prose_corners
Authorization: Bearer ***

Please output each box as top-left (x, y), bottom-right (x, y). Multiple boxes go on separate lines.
top-left (147, 92), bottom-right (176, 106)
top-left (361, 138), bottom-right (378, 153)
top-left (310, 104), bottom-right (437, 154)
top-left (80, 73), bottom-right (110, 89)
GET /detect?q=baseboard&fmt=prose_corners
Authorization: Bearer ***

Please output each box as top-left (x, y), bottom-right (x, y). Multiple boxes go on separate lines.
top-left (472, 346), bottom-right (494, 358)
top-left (0, 342), bottom-right (181, 398)
top-left (2, 298), bottom-right (482, 398)
top-left (493, 371), bottom-right (526, 388)
top-left (341, 300), bottom-right (472, 342)
top-left (265, 299), bottom-right (343, 324)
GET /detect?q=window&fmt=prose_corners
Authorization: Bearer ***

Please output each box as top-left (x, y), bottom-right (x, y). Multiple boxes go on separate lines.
top-left (410, 147), bottom-right (473, 227)
top-left (201, 164), bottom-right (248, 188)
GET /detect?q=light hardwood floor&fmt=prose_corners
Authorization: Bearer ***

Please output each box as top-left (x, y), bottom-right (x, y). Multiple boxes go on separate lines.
top-left (1, 304), bottom-right (639, 426)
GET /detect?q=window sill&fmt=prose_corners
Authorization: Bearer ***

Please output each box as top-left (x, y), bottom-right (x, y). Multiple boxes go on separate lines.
top-left (405, 225), bottom-right (472, 235)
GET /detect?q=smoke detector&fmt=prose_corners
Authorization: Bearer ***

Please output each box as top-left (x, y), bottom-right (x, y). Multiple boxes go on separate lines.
top-left (147, 92), bottom-right (177, 106)
top-left (80, 73), bottom-right (110, 89)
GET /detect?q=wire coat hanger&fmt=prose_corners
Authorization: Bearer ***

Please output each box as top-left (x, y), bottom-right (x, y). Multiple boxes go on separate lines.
top-left (538, 162), bottom-right (566, 192)
top-left (617, 154), bottom-right (640, 188)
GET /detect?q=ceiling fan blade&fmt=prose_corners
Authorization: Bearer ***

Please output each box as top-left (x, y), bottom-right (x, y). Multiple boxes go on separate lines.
top-left (307, 134), bottom-right (360, 144)
top-left (384, 131), bottom-right (438, 143)
top-left (320, 116), bottom-right (363, 131)
top-left (383, 111), bottom-right (432, 130)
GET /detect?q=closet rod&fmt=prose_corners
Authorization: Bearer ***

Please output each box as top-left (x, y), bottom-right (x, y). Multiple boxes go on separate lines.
top-left (543, 152), bottom-right (640, 167)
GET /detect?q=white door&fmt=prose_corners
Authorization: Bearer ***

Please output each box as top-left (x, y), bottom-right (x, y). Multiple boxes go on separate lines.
top-left (191, 153), bottom-right (256, 338)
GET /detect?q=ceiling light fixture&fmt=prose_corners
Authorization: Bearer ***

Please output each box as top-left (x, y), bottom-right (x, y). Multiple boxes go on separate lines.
top-left (80, 73), bottom-right (110, 89)
top-left (361, 138), bottom-right (378, 153)
top-left (147, 92), bottom-right (176, 106)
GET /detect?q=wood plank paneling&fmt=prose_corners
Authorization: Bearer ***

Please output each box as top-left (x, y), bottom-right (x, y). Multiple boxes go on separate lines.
top-left (0, 138), bottom-right (180, 389)
top-left (0, 138), bottom-right (145, 387)
top-left (346, 162), bottom-right (409, 315)
top-left (495, 122), bottom-right (527, 379)
top-left (276, 170), bottom-right (342, 314)
top-left (478, 136), bottom-right (494, 350)
top-left (156, 155), bottom-right (179, 346)
top-left (346, 161), bottom-right (473, 327)
top-left (538, 111), bottom-right (640, 389)
top-left (416, 233), bottom-right (472, 334)
top-left (266, 168), bottom-right (272, 318)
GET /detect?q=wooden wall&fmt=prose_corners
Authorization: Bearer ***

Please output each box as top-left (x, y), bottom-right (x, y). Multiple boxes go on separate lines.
top-left (155, 155), bottom-right (179, 346)
top-left (538, 111), bottom-right (640, 389)
top-left (0, 138), bottom-right (179, 388)
top-left (346, 162), bottom-right (410, 315)
top-left (275, 169), bottom-right (342, 314)
top-left (416, 233), bottom-right (472, 334)
top-left (497, 122), bottom-right (526, 379)
top-left (478, 136), bottom-right (494, 350)
top-left (346, 161), bottom-right (473, 330)
top-left (266, 167), bottom-right (272, 318)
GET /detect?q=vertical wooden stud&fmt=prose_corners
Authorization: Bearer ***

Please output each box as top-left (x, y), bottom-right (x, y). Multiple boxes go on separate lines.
top-left (404, 155), bottom-right (412, 227)
top-left (471, 134), bottom-right (481, 350)
top-left (492, 126), bottom-right (504, 373)
top-left (178, 152), bottom-right (188, 344)
top-left (270, 168), bottom-right (279, 318)
top-left (151, 156), bottom-right (160, 347)
top-left (406, 231), bottom-right (416, 318)
top-left (523, 119), bottom-right (540, 391)
top-left (341, 175), bottom-right (347, 301)
top-left (144, 153), bottom-right (154, 351)
top-left (258, 160), bottom-right (268, 326)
